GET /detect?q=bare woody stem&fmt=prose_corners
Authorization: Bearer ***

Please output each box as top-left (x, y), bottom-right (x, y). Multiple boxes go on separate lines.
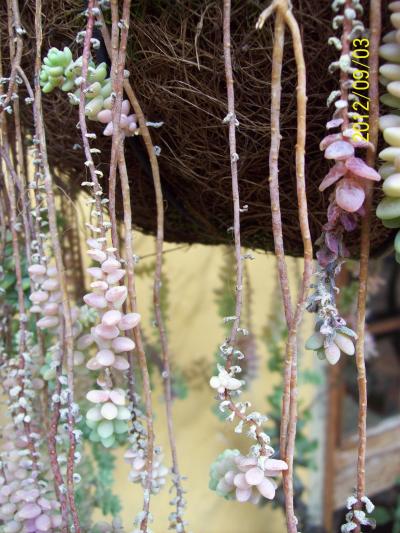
top-left (6, 0), bottom-right (33, 264)
top-left (353, 1), bottom-right (381, 530)
top-left (267, 11), bottom-right (293, 463)
top-left (222, 0), bottom-right (272, 457)
top-left (282, 8), bottom-right (313, 533)
top-left (33, 0), bottom-right (81, 529)
top-left (223, 0), bottom-right (242, 356)
top-left (98, 10), bottom-right (187, 527)
top-left (79, 0), bottom-right (105, 240)
top-left (258, 2), bottom-right (313, 531)
top-left (107, 0), bottom-right (122, 251)
top-left (222, 0), bottom-right (280, 456)
top-left (125, 62), bottom-right (187, 533)
top-left (0, 0), bottom-right (23, 115)
top-left (10, 101), bottom-right (33, 263)
top-left (101, 2), bottom-right (157, 528)
top-left (123, 49), bottom-right (188, 533)
top-left (267, 12), bottom-right (292, 327)
top-left (117, 151), bottom-right (155, 532)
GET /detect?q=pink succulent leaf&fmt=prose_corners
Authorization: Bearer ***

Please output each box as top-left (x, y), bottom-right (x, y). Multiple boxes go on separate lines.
top-left (263, 458), bottom-right (288, 471)
top-left (83, 292), bottom-right (108, 309)
top-left (120, 114), bottom-right (129, 128)
top-left (103, 122), bottom-right (113, 136)
top-left (319, 133), bottom-right (343, 151)
top-left (102, 309), bottom-right (122, 327)
top-left (257, 478), bottom-right (276, 500)
top-left (97, 109), bottom-right (113, 124)
top-left (344, 157), bottom-right (381, 181)
top-left (325, 140), bottom-right (354, 160)
top-left (121, 99), bottom-right (130, 115)
top-left (233, 473), bottom-right (251, 490)
top-left (101, 257), bottom-right (121, 273)
top-left (244, 467), bottom-right (264, 486)
top-left (335, 178), bottom-right (365, 213)
top-left (86, 357), bottom-right (102, 371)
top-left (263, 469), bottom-right (280, 477)
top-left (235, 456), bottom-right (257, 471)
top-left (94, 324), bottom-right (120, 340)
top-left (235, 487), bottom-right (252, 502)
top-left (319, 162), bottom-right (346, 192)
top-left (224, 471), bottom-right (236, 485)
top-left (340, 212), bottom-right (358, 232)
top-left (107, 269), bottom-right (126, 284)
top-left (18, 503), bottom-right (42, 519)
top-left (86, 389), bottom-right (110, 403)
top-left (326, 118), bottom-right (344, 129)
top-left (109, 388), bottom-right (126, 405)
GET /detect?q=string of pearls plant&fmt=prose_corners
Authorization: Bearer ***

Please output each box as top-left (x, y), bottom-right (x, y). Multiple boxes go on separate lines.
top-left (376, 1), bottom-right (400, 258)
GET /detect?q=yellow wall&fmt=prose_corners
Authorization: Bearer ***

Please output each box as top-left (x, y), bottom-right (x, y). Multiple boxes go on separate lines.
top-left (105, 233), bottom-right (315, 533)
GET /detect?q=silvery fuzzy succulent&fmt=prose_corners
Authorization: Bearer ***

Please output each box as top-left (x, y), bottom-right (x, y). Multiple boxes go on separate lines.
top-left (124, 447), bottom-right (168, 495)
top-left (340, 494), bottom-right (376, 532)
top-left (306, 264), bottom-right (357, 365)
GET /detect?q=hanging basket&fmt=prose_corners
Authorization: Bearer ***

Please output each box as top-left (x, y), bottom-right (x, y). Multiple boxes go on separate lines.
top-left (1, 0), bottom-right (392, 257)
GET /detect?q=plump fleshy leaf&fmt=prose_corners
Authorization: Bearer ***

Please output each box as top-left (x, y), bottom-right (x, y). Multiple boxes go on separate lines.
top-left (319, 162), bottom-right (346, 191)
top-left (335, 179), bottom-right (365, 212)
top-left (325, 140), bottom-right (354, 160)
top-left (340, 212), bottom-right (358, 232)
top-left (320, 133), bottom-right (343, 151)
top-left (345, 157), bottom-right (381, 181)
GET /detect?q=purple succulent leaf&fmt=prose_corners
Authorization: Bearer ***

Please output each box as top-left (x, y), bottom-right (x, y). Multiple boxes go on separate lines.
top-left (325, 231), bottom-right (340, 254)
top-left (340, 212), bottom-right (358, 232)
top-left (320, 133), bottom-right (343, 151)
top-left (325, 140), bottom-right (354, 161)
top-left (345, 157), bottom-right (381, 181)
top-left (319, 162), bottom-right (346, 192)
top-left (323, 202), bottom-right (341, 231)
top-left (326, 118), bottom-right (344, 130)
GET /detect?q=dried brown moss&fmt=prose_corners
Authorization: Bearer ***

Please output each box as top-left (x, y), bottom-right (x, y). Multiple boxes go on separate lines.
top-left (0, 0), bottom-right (392, 257)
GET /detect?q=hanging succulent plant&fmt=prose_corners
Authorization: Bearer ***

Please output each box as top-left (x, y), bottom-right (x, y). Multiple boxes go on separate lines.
top-left (306, 0), bottom-right (380, 367)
